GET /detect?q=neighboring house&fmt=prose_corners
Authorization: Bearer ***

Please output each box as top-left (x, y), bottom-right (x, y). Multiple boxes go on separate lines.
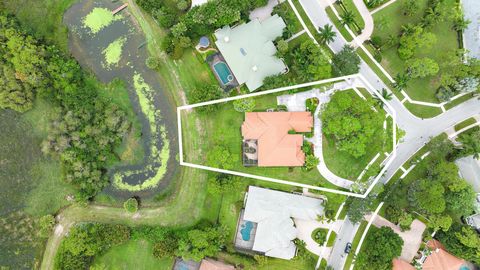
top-left (241, 112), bottom-right (313, 167)
top-left (465, 213), bottom-right (480, 232)
top-left (421, 240), bottom-right (467, 270)
top-left (456, 156), bottom-right (480, 231)
top-left (392, 258), bottom-right (415, 270)
top-left (456, 156), bottom-right (480, 193)
top-left (462, 0), bottom-right (480, 59)
top-left (214, 15), bottom-right (287, 91)
top-left (173, 258), bottom-right (234, 270)
top-left (234, 186), bottom-right (324, 260)
top-left (199, 259), bottom-right (235, 270)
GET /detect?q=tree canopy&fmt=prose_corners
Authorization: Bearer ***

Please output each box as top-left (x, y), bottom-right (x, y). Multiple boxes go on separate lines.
top-left (355, 227), bottom-right (403, 270)
top-left (321, 91), bottom-right (384, 158)
top-left (332, 45), bottom-right (361, 76)
top-left (292, 40), bottom-right (331, 81)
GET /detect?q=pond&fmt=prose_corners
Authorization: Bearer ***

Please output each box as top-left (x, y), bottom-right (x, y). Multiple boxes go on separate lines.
top-left (63, 0), bottom-right (179, 199)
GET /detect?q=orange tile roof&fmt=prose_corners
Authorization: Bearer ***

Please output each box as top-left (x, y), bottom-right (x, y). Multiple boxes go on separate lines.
top-left (199, 259), bottom-right (235, 270)
top-left (392, 259), bottom-right (415, 270)
top-left (241, 112), bottom-right (313, 167)
top-left (423, 240), bottom-right (465, 270)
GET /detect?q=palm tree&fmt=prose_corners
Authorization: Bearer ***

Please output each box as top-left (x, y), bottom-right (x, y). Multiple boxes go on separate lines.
top-left (340, 11), bottom-right (355, 26)
top-left (318, 24), bottom-right (337, 44)
top-left (385, 34), bottom-right (398, 48)
top-left (401, 23), bottom-right (416, 35)
top-left (394, 73), bottom-right (409, 91)
top-left (374, 88), bottom-right (392, 107)
top-left (453, 17), bottom-right (471, 31)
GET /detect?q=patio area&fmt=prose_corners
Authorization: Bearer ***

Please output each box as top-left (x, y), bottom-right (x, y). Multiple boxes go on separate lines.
top-left (242, 139), bottom-right (258, 167)
top-left (234, 209), bottom-right (258, 252)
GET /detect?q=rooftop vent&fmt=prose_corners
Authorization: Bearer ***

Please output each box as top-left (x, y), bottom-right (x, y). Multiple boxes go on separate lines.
top-left (252, 65), bottom-right (258, 72)
top-left (240, 48), bottom-right (247, 56)
top-left (224, 36), bottom-right (230, 43)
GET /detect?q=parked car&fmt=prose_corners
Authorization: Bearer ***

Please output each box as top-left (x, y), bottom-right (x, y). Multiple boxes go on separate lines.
top-left (344, 242), bottom-right (352, 253)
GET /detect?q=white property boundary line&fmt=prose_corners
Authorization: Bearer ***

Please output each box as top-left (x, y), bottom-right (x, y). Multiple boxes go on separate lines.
top-left (177, 74), bottom-right (397, 198)
top-left (349, 201), bottom-right (385, 270)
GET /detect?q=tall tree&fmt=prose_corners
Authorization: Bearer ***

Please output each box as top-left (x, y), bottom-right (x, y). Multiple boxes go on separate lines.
top-left (355, 227), bottom-right (403, 270)
top-left (332, 45), bottom-right (361, 76)
top-left (318, 24), bottom-right (337, 44)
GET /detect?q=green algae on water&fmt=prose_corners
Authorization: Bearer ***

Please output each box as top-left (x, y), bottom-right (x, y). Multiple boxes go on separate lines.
top-left (83, 7), bottom-right (122, 34)
top-left (103, 37), bottom-right (126, 67)
top-left (112, 73), bottom-right (170, 191)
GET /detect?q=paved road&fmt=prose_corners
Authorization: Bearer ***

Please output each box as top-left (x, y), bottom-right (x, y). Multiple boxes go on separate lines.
top-left (299, 0), bottom-right (480, 269)
top-left (327, 217), bottom-right (359, 270)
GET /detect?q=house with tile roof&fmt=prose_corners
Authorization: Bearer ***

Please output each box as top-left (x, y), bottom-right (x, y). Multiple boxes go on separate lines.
top-left (241, 112), bottom-right (313, 167)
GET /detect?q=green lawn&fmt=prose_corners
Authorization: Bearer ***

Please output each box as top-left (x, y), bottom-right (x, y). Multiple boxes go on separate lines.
top-left (404, 102), bottom-right (443, 119)
top-left (371, 0), bottom-right (460, 103)
top-left (326, 6), bottom-right (354, 42)
top-left (93, 239), bottom-right (173, 270)
top-left (337, 0), bottom-right (365, 31)
top-left (182, 93), bottom-right (344, 190)
top-left (454, 117), bottom-right (477, 131)
top-left (274, 1), bottom-right (304, 34)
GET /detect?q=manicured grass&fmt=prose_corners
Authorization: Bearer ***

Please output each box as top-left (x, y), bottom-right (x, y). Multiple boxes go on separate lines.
top-left (444, 92), bottom-right (477, 110)
top-left (454, 117), bottom-right (478, 132)
top-left (93, 239), bottom-right (173, 270)
top-left (291, 0), bottom-right (335, 56)
top-left (337, 0), bottom-right (365, 31)
top-left (327, 231), bottom-right (337, 247)
top-left (2, 0), bottom-right (77, 51)
top-left (325, 6), bottom-right (354, 42)
top-left (404, 102), bottom-right (443, 119)
top-left (182, 93), bottom-right (343, 190)
top-left (371, 0), bottom-right (460, 103)
top-left (274, 1), bottom-right (304, 34)
top-left (322, 90), bottom-right (390, 180)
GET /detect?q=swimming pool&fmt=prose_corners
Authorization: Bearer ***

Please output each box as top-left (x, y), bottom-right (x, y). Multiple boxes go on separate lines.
top-left (240, 221), bottom-right (253, 241)
top-left (213, 61), bottom-right (234, 85)
top-left (459, 266), bottom-right (470, 270)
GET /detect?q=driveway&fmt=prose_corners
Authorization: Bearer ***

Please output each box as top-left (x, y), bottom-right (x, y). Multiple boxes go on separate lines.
top-left (366, 215), bottom-right (426, 261)
top-left (277, 82), bottom-right (357, 189)
top-left (295, 219), bottom-right (343, 255)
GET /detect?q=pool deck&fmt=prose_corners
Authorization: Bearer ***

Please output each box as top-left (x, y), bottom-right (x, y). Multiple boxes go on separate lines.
top-left (206, 52), bottom-right (239, 91)
top-left (234, 210), bottom-right (258, 251)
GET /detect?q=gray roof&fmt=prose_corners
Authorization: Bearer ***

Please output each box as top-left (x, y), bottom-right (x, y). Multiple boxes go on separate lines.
top-left (462, 0), bottom-right (480, 59)
top-left (243, 186), bottom-right (324, 260)
top-left (214, 15), bottom-right (287, 91)
top-left (466, 213), bottom-right (480, 230)
top-left (456, 156), bottom-right (480, 193)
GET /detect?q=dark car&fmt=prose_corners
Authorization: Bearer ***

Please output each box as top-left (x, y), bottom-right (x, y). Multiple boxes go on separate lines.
top-left (344, 242), bottom-right (352, 253)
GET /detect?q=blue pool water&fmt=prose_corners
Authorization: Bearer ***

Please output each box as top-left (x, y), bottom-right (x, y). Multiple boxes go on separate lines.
top-left (213, 62), bottom-right (233, 85)
top-left (240, 221), bottom-right (253, 241)
top-left (459, 266), bottom-right (470, 270)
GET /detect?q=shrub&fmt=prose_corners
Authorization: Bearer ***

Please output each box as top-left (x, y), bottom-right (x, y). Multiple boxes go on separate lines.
top-left (38, 215), bottom-right (56, 238)
top-left (145, 57), bottom-right (160, 69)
top-left (312, 228), bottom-right (328, 244)
top-left (123, 198), bottom-right (139, 213)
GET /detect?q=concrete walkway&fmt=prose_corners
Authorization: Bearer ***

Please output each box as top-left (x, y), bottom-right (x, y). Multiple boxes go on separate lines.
top-left (295, 219), bottom-right (343, 255)
top-left (366, 215), bottom-right (426, 262)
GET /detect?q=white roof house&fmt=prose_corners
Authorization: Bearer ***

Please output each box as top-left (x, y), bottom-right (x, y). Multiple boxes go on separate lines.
top-left (456, 156), bottom-right (480, 193)
top-left (214, 15), bottom-right (287, 91)
top-left (462, 0), bottom-right (480, 59)
top-left (243, 186), bottom-right (324, 260)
